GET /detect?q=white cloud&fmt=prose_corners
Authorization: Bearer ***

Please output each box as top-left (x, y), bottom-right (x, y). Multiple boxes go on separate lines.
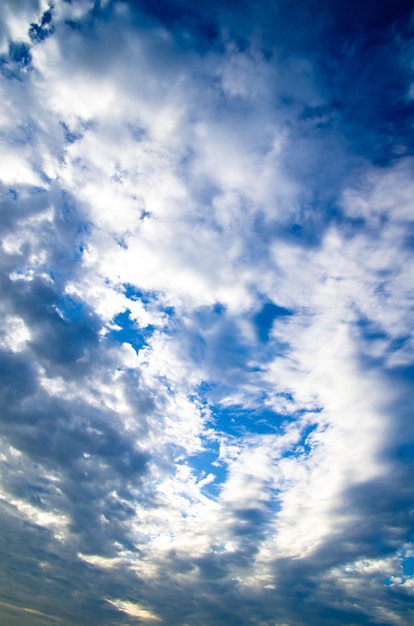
top-left (106, 599), bottom-right (161, 622)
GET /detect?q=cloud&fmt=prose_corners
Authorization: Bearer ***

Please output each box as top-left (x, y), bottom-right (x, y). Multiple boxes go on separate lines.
top-left (0, 1), bottom-right (413, 624)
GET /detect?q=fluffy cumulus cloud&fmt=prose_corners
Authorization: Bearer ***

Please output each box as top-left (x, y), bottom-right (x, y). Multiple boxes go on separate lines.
top-left (1, 0), bottom-right (414, 624)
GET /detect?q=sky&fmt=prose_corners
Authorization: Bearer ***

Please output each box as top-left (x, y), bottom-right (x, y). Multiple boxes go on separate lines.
top-left (0, 0), bottom-right (414, 624)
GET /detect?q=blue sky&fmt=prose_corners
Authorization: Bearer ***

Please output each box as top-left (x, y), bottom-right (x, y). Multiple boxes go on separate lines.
top-left (0, 1), bottom-right (414, 624)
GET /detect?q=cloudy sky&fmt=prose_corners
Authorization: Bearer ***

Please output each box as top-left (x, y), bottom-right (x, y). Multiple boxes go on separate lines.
top-left (1, 1), bottom-right (414, 624)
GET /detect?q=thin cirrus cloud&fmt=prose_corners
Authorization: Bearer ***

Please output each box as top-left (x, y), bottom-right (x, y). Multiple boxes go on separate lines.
top-left (0, 0), bottom-right (413, 625)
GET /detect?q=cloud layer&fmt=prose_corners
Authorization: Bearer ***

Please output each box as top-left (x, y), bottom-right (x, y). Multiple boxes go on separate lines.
top-left (1, 1), bottom-right (414, 624)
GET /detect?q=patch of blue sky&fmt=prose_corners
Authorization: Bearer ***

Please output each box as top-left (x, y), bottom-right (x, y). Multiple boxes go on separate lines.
top-left (54, 190), bottom-right (92, 251)
top-left (210, 404), bottom-right (292, 437)
top-left (29, 7), bottom-right (54, 43)
top-left (186, 442), bottom-right (227, 498)
top-left (355, 315), bottom-right (389, 342)
top-left (184, 302), bottom-right (293, 380)
top-left (195, 380), bottom-right (299, 431)
top-left (2, 41), bottom-right (32, 68)
top-left (401, 556), bottom-right (414, 577)
top-left (123, 283), bottom-right (158, 305)
top-left (253, 301), bottom-right (293, 343)
top-left (196, 380), bottom-right (218, 396)
top-left (60, 121), bottom-right (83, 144)
top-left (58, 293), bottom-right (86, 323)
top-left (193, 380), bottom-right (220, 410)
top-left (389, 335), bottom-right (411, 354)
top-left (253, 211), bottom-right (324, 250)
top-left (384, 555), bottom-right (414, 587)
top-left (127, 122), bottom-right (146, 142)
top-left (193, 302), bottom-right (226, 327)
top-left (70, 243), bottom-right (85, 263)
top-left (123, 283), bottom-right (176, 320)
top-left (25, 184), bottom-right (48, 197)
top-left (355, 314), bottom-right (414, 370)
top-left (109, 309), bottom-right (154, 353)
top-left (281, 421), bottom-right (322, 459)
top-left (6, 121), bottom-right (38, 147)
top-left (114, 235), bottom-right (128, 249)
top-left (396, 442), bottom-right (414, 464)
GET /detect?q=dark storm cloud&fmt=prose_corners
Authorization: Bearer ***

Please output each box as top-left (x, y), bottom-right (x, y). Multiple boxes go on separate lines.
top-left (0, 184), bottom-right (151, 603)
top-left (4, 277), bottom-right (97, 367)
top-left (0, 499), bottom-right (148, 626)
top-left (0, 343), bottom-right (150, 548)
